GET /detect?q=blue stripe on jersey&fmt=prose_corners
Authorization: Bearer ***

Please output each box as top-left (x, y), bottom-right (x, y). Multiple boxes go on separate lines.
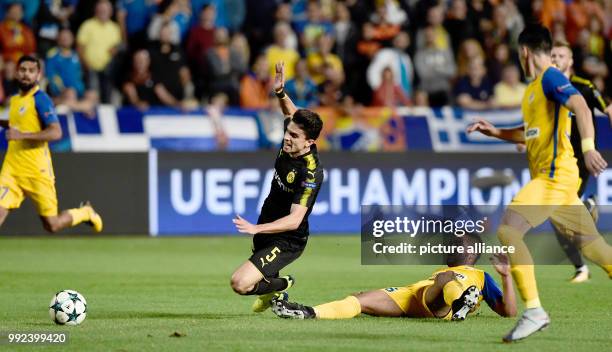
top-left (549, 102), bottom-right (560, 178)
top-left (482, 272), bottom-right (503, 310)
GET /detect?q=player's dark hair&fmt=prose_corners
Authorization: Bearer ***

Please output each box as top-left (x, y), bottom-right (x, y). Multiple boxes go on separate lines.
top-left (292, 109), bottom-right (323, 140)
top-left (445, 233), bottom-right (483, 267)
top-left (17, 55), bottom-right (41, 71)
top-left (518, 24), bottom-right (552, 54)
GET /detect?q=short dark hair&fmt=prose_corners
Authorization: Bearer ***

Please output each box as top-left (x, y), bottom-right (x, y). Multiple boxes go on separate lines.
top-left (292, 109), bottom-right (323, 140)
top-left (518, 24), bottom-right (552, 53)
top-left (445, 233), bottom-right (483, 267)
top-left (17, 55), bottom-right (41, 71)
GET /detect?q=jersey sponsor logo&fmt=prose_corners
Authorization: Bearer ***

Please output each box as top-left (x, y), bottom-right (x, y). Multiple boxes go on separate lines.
top-left (18, 106), bottom-right (26, 115)
top-left (274, 172), bottom-right (293, 193)
top-left (556, 83), bottom-right (572, 92)
top-left (384, 287), bottom-right (399, 292)
top-left (528, 93), bottom-right (535, 104)
top-left (455, 273), bottom-right (466, 280)
top-left (525, 127), bottom-right (539, 140)
top-left (286, 170), bottom-right (296, 183)
top-left (302, 181), bottom-right (317, 189)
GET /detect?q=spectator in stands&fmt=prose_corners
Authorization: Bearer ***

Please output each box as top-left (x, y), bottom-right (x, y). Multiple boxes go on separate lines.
top-left (186, 4), bottom-right (216, 97)
top-left (205, 27), bottom-right (246, 106)
top-left (274, 3), bottom-right (298, 50)
top-left (122, 49), bottom-right (160, 110)
top-left (192, 0), bottom-right (244, 31)
top-left (117, 0), bottom-right (158, 49)
top-left (206, 92), bottom-right (229, 150)
top-left (46, 28), bottom-right (98, 116)
top-left (416, 4), bottom-right (450, 51)
top-left (148, 22), bottom-right (194, 108)
top-left (295, 0), bottom-right (333, 54)
top-left (456, 39), bottom-right (485, 76)
top-left (493, 64), bottom-right (525, 109)
top-left (533, 0), bottom-right (566, 29)
top-left (285, 59), bottom-right (318, 108)
top-left (0, 0), bottom-right (39, 26)
top-left (414, 26), bottom-right (456, 107)
top-left (265, 22), bottom-right (299, 80)
top-left (487, 43), bottom-right (513, 84)
top-left (454, 58), bottom-right (494, 110)
top-left (368, 2), bottom-right (401, 43)
top-left (148, 0), bottom-right (191, 45)
top-left (334, 1), bottom-right (359, 70)
top-left (36, 0), bottom-right (78, 56)
top-left (444, 0), bottom-right (477, 55)
top-left (566, 0), bottom-right (605, 45)
top-left (307, 33), bottom-right (344, 87)
top-left (230, 32), bottom-right (250, 73)
top-left (367, 31), bottom-right (413, 102)
top-left (76, 0), bottom-right (122, 104)
top-left (371, 66), bottom-right (411, 108)
top-left (239, 54), bottom-right (270, 109)
top-left (0, 3), bottom-right (36, 64)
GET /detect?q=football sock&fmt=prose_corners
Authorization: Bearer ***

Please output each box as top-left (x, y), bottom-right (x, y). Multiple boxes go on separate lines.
top-left (580, 237), bottom-right (612, 278)
top-left (314, 296), bottom-right (361, 319)
top-left (246, 277), bottom-right (288, 295)
top-left (68, 207), bottom-right (90, 226)
top-left (553, 224), bottom-right (585, 268)
top-left (498, 224), bottom-right (541, 308)
top-left (442, 280), bottom-right (464, 306)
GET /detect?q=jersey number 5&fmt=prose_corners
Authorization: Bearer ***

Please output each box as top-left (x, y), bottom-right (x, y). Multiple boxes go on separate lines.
top-left (260, 247), bottom-right (281, 267)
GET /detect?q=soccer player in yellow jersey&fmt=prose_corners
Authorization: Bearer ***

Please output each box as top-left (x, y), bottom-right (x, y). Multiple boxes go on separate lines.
top-left (0, 55), bottom-right (102, 233)
top-left (272, 234), bottom-right (516, 321)
top-left (467, 25), bottom-right (612, 342)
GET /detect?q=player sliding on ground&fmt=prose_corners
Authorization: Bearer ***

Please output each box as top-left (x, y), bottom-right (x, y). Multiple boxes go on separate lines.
top-left (230, 61), bottom-right (324, 313)
top-left (272, 234), bottom-right (516, 321)
top-left (466, 25), bottom-right (612, 342)
top-left (0, 55), bottom-right (102, 233)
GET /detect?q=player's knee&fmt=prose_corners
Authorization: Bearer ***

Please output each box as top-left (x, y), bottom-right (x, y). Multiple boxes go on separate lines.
top-left (42, 218), bottom-right (61, 233)
top-left (230, 274), bottom-right (252, 295)
top-left (497, 224), bottom-right (522, 245)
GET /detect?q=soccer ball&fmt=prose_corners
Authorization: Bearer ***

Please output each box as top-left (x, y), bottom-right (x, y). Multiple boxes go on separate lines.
top-left (48, 290), bottom-right (87, 325)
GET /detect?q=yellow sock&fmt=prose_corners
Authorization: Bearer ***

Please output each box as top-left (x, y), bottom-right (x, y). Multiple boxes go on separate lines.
top-left (580, 237), bottom-right (612, 277)
top-left (314, 296), bottom-right (361, 319)
top-left (498, 224), bottom-right (541, 308)
top-left (68, 207), bottom-right (89, 226)
top-left (442, 280), bottom-right (464, 306)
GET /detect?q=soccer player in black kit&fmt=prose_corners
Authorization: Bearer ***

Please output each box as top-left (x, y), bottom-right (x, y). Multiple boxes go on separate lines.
top-left (551, 40), bottom-right (612, 283)
top-left (230, 62), bottom-right (324, 313)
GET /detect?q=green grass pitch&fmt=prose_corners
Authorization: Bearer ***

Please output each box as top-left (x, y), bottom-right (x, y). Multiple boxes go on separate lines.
top-left (0, 236), bottom-right (610, 351)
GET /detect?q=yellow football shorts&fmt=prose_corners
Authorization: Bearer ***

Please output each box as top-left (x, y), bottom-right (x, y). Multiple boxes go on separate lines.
top-left (381, 280), bottom-right (451, 319)
top-left (0, 173), bottom-right (58, 217)
top-left (509, 176), bottom-right (598, 237)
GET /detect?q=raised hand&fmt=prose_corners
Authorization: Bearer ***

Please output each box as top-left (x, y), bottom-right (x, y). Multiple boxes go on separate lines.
top-left (466, 119), bottom-right (499, 137)
top-left (273, 62), bottom-right (285, 92)
top-left (490, 253), bottom-right (510, 277)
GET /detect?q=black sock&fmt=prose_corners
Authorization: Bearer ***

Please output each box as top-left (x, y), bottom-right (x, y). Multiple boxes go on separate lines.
top-left (246, 277), bottom-right (288, 295)
top-left (553, 225), bottom-right (585, 268)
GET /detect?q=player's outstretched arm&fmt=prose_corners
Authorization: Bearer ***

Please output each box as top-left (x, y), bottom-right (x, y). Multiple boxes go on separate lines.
top-left (566, 94), bottom-right (608, 176)
top-left (489, 254), bottom-right (517, 317)
top-left (466, 119), bottom-right (525, 143)
top-left (233, 204), bottom-right (308, 235)
top-left (6, 122), bottom-right (62, 142)
top-left (273, 62), bottom-right (298, 118)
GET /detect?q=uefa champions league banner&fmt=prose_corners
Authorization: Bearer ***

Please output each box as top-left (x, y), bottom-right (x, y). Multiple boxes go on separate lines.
top-left (149, 151), bottom-right (612, 236)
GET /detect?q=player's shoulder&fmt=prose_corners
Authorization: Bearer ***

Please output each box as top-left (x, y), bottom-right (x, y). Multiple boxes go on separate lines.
top-left (33, 89), bottom-right (54, 104)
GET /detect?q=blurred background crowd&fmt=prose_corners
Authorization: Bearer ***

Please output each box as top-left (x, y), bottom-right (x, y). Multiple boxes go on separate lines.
top-left (0, 0), bottom-right (610, 116)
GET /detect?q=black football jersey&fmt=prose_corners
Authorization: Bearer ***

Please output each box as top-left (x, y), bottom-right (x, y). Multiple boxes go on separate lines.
top-left (257, 119), bottom-right (324, 239)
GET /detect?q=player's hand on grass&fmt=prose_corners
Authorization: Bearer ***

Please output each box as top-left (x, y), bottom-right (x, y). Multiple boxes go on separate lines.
top-left (490, 253), bottom-right (510, 277)
top-left (584, 150), bottom-right (608, 177)
top-left (6, 127), bottom-right (23, 141)
top-left (466, 119), bottom-right (499, 137)
top-left (273, 62), bottom-right (285, 92)
top-left (233, 214), bottom-right (258, 235)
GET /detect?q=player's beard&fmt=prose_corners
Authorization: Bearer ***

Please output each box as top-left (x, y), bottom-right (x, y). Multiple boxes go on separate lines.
top-left (17, 80), bottom-right (36, 93)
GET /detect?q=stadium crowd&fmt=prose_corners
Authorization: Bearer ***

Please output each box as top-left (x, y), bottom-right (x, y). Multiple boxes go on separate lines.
top-left (0, 0), bottom-right (610, 114)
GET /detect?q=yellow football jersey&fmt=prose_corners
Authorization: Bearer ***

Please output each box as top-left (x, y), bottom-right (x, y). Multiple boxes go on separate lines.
top-left (2, 85), bottom-right (58, 180)
top-left (522, 66), bottom-right (579, 182)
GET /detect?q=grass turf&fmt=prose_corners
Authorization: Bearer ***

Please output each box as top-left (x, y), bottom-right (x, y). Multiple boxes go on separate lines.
top-left (0, 236), bottom-right (610, 351)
